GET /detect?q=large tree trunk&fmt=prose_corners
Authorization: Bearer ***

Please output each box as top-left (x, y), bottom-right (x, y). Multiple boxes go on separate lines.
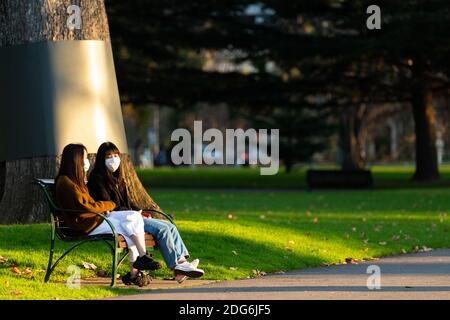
top-left (0, 157), bottom-right (60, 224)
top-left (411, 82), bottom-right (440, 181)
top-left (339, 105), bottom-right (366, 171)
top-left (121, 154), bottom-right (161, 211)
top-left (0, 0), bottom-right (159, 224)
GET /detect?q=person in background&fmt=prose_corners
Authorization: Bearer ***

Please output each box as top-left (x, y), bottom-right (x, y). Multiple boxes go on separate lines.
top-left (88, 142), bottom-right (204, 283)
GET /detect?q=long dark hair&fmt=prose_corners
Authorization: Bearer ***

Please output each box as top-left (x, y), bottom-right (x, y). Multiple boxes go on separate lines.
top-left (56, 143), bottom-right (89, 193)
top-left (90, 142), bottom-right (124, 191)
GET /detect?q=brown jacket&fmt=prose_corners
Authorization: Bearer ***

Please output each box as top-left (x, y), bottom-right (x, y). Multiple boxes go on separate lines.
top-left (55, 175), bottom-right (117, 234)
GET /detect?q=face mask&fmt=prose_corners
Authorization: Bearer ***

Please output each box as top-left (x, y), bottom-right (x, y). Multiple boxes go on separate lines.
top-left (105, 156), bottom-right (121, 172)
top-left (83, 159), bottom-right (90, 172)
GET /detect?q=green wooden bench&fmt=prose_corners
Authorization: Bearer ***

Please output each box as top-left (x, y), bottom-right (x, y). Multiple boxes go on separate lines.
top-left (34, 178), bottom-right (175, 287)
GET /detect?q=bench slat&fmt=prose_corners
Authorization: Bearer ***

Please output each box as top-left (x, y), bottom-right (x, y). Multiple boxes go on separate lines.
top-left (118, 233), bottom-right (156, 248)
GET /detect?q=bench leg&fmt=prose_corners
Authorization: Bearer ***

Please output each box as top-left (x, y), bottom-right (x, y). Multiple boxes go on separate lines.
top-left (111, 248), bottom-right (121, 287)
top-left (44, 225), bottom-right (56, 283)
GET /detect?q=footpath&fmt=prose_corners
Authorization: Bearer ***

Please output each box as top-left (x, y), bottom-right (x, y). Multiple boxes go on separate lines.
top-left (102, 249), bottom-right (450, 300)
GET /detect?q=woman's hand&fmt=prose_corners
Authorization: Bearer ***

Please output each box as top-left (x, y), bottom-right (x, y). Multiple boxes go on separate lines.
top-left (140, 210), bottom-right (152, 219)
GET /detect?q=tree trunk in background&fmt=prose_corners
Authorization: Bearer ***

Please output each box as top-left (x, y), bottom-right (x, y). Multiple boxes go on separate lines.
top-left (411, 82), bottom-right (440, 181)
top-left (0, 0), bottom-right (159, 223)
top-left (339, 105), bottom-right (366, 171)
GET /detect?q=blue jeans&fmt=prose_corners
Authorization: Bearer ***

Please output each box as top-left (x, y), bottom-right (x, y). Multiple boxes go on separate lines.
top-left (143, 218), bottom-right (189, 269)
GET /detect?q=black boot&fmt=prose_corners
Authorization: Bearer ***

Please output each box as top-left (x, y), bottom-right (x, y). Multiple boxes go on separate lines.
top-left (133, 255), bottom-right (162, 271)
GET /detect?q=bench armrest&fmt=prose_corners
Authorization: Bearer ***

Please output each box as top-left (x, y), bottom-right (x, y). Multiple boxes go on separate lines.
top-left (142, 208), bottom-right (175, 225)
top-left (55, 207), bottom-right (118, 240)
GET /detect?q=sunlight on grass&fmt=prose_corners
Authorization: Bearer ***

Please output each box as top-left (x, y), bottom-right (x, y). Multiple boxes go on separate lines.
top-left (2, 187), bottom-right (450, 299)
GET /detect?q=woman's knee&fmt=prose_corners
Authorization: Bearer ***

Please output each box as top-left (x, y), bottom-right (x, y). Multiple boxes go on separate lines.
top-left (157, 223), bottom-right (171, 237)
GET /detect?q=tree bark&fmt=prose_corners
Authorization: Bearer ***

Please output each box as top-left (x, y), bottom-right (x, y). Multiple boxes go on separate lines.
top-left (0, 157), bottom-right (60, 224)
top-left (0, 0), bottom-right (110, 46)
top-left (121, 154), bottom-right (161, 211)
top-left (339, 105), bottom-right (366, 171)
top-left (0, 0), bottom-right (158, 223)
top-left (411, 82), bottom-right (440, 181)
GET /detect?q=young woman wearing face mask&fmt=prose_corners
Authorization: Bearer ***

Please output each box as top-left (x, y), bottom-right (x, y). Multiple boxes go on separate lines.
top-left (87, 142), bottom-right (204, 284)
top-left (55, 143), bottom-right (161, 287)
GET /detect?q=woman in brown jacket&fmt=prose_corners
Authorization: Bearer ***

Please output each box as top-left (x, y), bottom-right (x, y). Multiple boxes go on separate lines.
top-left (55, 143), bottom-right (160, 286)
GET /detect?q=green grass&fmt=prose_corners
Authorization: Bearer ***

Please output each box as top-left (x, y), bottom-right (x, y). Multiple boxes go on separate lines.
top-left (2, 187), bottom-right (450, 299)
top-left (136, 165), bottom-right (450, 190)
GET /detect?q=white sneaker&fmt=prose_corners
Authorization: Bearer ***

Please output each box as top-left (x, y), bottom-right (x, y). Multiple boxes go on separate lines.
top-left (174, 262), bottom-right (204, 278)
top-left (174, 259), bottom-right (201, 284)
top-left (190, 259), bottom-right (200, 268)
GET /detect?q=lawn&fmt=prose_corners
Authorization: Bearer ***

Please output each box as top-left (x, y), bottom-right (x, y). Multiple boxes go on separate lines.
top-left (2, 185), bottom-right (450, 299)
top-left (136, 165), bottom-right (450, 190)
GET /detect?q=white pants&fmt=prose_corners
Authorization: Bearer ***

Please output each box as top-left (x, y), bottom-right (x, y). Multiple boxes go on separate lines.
top-left (89, 210), bottom-right (144, 260)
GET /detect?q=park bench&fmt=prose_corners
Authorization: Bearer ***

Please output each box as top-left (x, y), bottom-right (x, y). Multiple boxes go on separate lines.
top-left (33, 178), bottom-right (175, 287)
top-left (306, 169), bottom-right (373, 190)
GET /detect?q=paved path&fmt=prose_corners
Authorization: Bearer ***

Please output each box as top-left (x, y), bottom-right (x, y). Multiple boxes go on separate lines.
top-left (105, 249), bottom-right (450, 300)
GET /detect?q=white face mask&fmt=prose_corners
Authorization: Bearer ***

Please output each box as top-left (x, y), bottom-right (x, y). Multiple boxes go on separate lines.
top-left (105, 156), bottom-right (121, 172)
top-left (83, 159), bottom-right (90, 172)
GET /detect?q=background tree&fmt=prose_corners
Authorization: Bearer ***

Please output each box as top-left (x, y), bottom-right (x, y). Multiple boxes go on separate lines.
top-left (105, 0), bottom-right (450, 179)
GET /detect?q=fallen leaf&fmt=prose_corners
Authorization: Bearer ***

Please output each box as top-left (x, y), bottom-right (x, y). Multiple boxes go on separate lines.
top-left (401, 249), bottom-right (407, 254)
top-left (80, 261), bottom-right (97, 271)
top-left (252, 269), bottom-right (265, 277)
top-left (232, 250), bottom-right (238, 256)
top-left (259, 215), bottom-right (266, 219)
top-left (229, 267), bottom-right (238, 271)
top-left (9, 290), bottom-right (22, 296)
top-left (0, 255), bottom-right (8, 264)
top-left (11, 266), bottom-right (22, 274)
top-left (306, 210), bottom-right (312, 216)
top-left (412, 245), bottom-right (420, 252)
top-left (345, 257), bottom-right (358, 264)
top-left (363, 239), bottom-right (369, 244)
top-left (227, 213), bottom-right (236, 220)
top-left (288, 240), bottom-right (295, 245)
top-left (378, 241), bottom-right (387, 246)
top-left (274, 270), bottom-right (285, 274)
top-left (313, 217), bottom-right (319, 223)
top-left (351, 227), bottom-right (357, 232)
top-left (391, 235), bottom-right (400, 241)
top-left (420, 246), bottom-right (433, 252)
top-left (22, 268), bottom-right (33, 275)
